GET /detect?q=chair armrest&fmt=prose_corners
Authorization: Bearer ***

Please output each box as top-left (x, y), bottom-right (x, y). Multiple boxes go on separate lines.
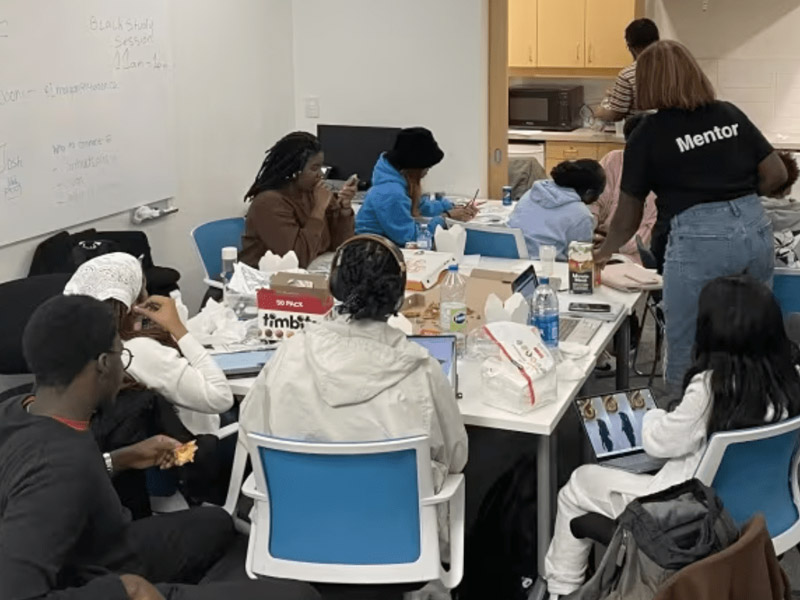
top-left (204, 278), bottom-right (224, 290)
top-left (421, 473), bottom-right (464, 506)
top-left (216, 422), bottom-right (239, 440)
top-left (241, 473), bottom-right (266, 501)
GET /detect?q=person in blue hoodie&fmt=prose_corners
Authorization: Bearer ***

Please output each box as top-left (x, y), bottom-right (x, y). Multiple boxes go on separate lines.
top-left (356, 127), bottom-right (477, 246)
top-left (508, 159), bottom-right (606, 260)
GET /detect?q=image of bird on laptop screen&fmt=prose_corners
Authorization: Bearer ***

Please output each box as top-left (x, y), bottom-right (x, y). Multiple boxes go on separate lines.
top-left (579, 389), bottom-right (657, 459)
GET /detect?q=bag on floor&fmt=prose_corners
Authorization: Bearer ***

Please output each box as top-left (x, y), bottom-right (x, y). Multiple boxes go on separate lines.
top-left (454, 455), bottom-right (538, 600)
top-left (567, 478), bottom-right (739, 600)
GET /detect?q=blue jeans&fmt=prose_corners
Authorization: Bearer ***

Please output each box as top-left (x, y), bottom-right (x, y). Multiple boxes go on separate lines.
top-left (663, 195), bottom-right (774, 387)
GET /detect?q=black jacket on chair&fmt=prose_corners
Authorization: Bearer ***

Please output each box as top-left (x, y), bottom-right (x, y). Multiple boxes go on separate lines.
top-left (28, 229), bottom-right (180, 296)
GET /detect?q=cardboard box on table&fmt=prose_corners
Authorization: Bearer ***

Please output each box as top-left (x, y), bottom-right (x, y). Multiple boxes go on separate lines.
top-left (257, 272), bottom-right (334, 342)
top-left (400, 268), bottom-right (518, 334)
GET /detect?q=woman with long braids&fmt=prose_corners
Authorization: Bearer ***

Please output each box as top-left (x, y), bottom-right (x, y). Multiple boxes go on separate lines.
top-left (239, 131), bottom-right (357, 268)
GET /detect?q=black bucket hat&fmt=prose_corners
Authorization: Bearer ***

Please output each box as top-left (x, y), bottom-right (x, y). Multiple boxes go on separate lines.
top-left (386, 127), bottom-right (444, 170)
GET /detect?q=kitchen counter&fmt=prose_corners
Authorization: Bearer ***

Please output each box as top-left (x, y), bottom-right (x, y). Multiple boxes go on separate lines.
top-left (509, 127), bottom-right (800, 151)
top-left (509, 128), bottom-right (623, 143)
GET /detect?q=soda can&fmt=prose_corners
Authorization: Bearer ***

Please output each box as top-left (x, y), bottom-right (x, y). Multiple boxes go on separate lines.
top-left (502, 185), bottom-right (513, 206)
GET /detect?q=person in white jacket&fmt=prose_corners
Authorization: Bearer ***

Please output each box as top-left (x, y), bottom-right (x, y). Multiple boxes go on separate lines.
top-left (235, 234), bottom-right (468, 541)
top-left (64, 253), bottom-right (234, 435)
top-left (545, 275), bottom-right (800, 599)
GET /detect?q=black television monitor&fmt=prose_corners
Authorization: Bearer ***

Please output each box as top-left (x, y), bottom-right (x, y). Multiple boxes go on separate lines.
top-left (317, 124), bottom-right (401, 190)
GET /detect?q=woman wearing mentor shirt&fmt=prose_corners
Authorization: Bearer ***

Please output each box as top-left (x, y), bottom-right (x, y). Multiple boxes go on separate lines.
top-left (594, 40), bottom-right (788, 389)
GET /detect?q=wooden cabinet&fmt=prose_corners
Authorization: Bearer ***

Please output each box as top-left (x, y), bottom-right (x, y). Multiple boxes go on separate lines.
top-left (586, 0), bottom-right (637, 68)
top-left (597, 142), bottom-right (625, 160)
top-left (508, 0), bottom-right (537, 67)
top-left (508, 0), bottom-right (642, 74)
top-left (537, 0), bottom-right (584, 68)
top-left (545, 141), bottom-right (599, 173)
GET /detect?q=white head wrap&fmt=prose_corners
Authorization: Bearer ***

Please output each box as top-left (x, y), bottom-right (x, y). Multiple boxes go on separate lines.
top-left (64, 252), bottom-right (144, 310)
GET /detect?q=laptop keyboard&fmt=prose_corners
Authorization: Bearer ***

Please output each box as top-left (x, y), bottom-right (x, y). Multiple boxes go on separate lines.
top-left (560, 317), bottom-right (602, 345)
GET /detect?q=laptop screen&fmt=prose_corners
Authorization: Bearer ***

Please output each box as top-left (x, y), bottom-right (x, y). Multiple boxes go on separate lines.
top-left (408, 335), bottom-right (457, 389)
top-left (576, 388), bottom-right (657, 459)
top-left (213, 349), bottom-right (276, 375)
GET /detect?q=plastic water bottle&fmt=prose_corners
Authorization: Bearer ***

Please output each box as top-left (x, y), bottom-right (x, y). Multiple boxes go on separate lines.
top-left (502, 185), bottom-right (513, 206)
top-left (417, 223), bottom-right (433, 251)
top-left (220, 246), bottom-right (246, 318)
top-left (440, 264), bottom-right (467, 355)
top-left (531, 277), bottom-right (559, 350)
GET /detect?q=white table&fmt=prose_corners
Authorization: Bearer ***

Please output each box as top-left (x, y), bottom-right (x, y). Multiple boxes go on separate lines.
top-left (226, 257), bottom-right (644, 585)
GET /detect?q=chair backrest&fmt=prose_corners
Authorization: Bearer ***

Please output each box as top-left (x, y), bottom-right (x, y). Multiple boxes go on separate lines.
top-left (0, 274), bottom-right (71, 375)
top-left (190, 217), bottom-right (246, 280)
top-left (694, 415), bottom-right (800, 555)
top-left (463, 224), bottom-right (528, 259)
top-left (635, 235), bottom-right (657, 270)
top-left (774, 269), bottom-right (800, 319)
top-left (245, 433), bottom-right (441, 584)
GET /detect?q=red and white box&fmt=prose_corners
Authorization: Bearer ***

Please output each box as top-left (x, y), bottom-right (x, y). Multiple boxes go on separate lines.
top-left (257, 272), bottom-right (334, 342)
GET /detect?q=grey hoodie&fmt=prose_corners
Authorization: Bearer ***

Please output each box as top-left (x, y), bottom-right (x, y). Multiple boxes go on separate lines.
top-left (508, 179), bottom-right (595, 260)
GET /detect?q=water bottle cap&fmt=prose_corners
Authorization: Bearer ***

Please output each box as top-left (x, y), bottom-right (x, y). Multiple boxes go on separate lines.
top-left (221, 247), bottom-right (238, 260)
top-left (540, 276), bottom-right (550, 285)
top-left (448, 264), bottom-right (459, 272)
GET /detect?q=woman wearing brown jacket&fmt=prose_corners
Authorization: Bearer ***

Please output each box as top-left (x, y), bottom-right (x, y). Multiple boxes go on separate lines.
top-left (240, 132), bottom-right (356, 268)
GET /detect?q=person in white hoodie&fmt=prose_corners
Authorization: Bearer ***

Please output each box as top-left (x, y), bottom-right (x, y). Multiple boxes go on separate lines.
top-left (236, 234), bottom-right (468, 540)
top-left (508, 159), bottom-right (606, 260)
top-left (64, 253), bottom-right (234, 436)
top-left (545, 275), bottom-right (800, 599)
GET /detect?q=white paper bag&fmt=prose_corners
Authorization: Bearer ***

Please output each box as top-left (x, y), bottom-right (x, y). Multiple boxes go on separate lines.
top-left (434, 224), bottom-right (466, 261)
top-left (480, 321), bottom-right (557, 414)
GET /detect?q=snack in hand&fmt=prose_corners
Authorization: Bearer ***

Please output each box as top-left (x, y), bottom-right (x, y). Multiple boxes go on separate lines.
top-left (174, 440), bottom-right (198, 466)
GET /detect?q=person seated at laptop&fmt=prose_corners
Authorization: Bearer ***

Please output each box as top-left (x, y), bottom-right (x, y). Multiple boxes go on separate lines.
top-left (355, 127), bottom-right (477, 246)
top-left (591, 114), bottom-right (657, 265)
top-left (508, 159), bottom-right (606, 260)
top-left (240, 131), bottom-right (357, 269)
top-left (544, 275), bottom-right (800, 599)
top-left (0, 294), bottom-right (319, 600)
top-left (237, 234), bottom-right (467, 543)
top-left (64, 253), bottom-right (233, 437)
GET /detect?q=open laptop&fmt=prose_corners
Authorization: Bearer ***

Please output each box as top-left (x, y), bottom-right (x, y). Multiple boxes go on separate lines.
top-left (408, 334), bottom-right (458, 394)
top-left (511, 266), bottom-right (599, 345)
top-left (213, 349), bottom-right (276, 378)
top-left (214, 335), bottom-right (458, 390)
top-left (574, 388), bottom-right (667, 474)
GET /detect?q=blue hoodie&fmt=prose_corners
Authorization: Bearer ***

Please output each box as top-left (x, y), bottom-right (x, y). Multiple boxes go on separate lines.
top-left (507, 180), bottom-right (594, 260)
top-left (355, 154), bottom-right (453, 247)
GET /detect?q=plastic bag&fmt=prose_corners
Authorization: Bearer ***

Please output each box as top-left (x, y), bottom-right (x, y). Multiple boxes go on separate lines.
top-left (480, 321), bottom-right (557, 414)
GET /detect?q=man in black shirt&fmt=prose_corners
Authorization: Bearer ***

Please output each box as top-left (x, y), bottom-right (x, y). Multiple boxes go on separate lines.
top-left (0, 295), bottom-right (318, 600)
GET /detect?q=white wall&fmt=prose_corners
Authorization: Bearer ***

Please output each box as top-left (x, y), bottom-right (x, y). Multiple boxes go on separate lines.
top-left (648, 0), bottom-right (800, 137)
top-left (0, 0), bottom-right (295, 311)
top-left (291, 0), bottom-right (489, 197)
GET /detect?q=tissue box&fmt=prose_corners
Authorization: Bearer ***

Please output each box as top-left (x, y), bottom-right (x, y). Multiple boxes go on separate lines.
top-left (257, 272), bottom-right (334, 342)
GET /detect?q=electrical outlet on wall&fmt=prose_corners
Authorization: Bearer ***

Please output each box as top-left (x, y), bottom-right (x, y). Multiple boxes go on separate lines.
top-left (304, 96), bottom-right (320, 119)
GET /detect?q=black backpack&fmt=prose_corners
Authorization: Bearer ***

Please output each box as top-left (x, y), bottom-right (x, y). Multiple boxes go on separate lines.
top-left (455, 455), bottom-right (538, 600)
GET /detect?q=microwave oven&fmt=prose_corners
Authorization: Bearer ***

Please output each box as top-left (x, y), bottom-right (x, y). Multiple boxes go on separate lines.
top-left (509, 85), bottom-right (584, 131)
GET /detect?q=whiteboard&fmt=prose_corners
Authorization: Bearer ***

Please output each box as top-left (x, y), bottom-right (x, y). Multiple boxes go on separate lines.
top-left (0, 0), bottom-right (175, 246)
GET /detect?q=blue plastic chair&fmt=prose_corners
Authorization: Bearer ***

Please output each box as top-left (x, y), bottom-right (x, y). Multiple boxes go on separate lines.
top-left (190, 217), bottom-right (246, 289)
top-left (462, 223), bottom-right (528, 259)
top-left (774, 268), bottom-right (800, 318)
top-left (694, 415), bottom-right (800, 555)
top-left (241, 433), bottom-right (464, 588)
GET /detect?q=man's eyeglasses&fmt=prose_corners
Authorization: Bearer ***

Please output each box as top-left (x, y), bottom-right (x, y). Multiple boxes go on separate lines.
top-left (105, 348), bottom-right (134, 371)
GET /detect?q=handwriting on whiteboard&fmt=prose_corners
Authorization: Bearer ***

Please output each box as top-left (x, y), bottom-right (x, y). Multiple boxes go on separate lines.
top-left (88, 15), bottom-right (169, 72)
